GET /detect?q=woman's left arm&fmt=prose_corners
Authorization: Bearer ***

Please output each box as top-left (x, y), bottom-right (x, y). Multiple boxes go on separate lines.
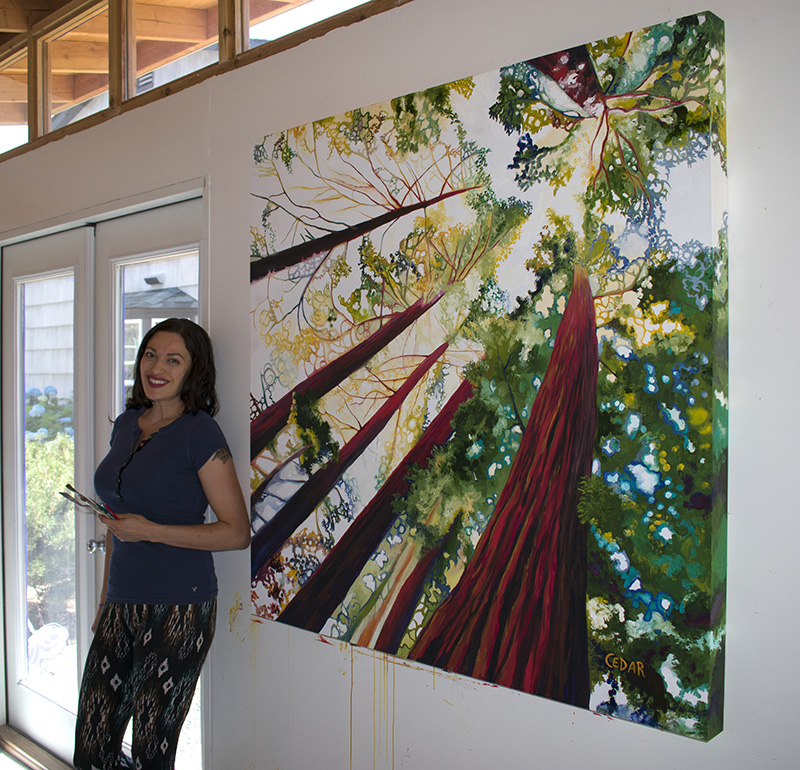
top-left (105, 447), bottom-right (251, 550)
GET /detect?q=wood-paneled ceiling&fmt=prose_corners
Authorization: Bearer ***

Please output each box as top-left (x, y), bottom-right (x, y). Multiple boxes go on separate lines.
top-left (0, 0), bottom-right (68, 47)
top-left (0, 0), bottom-right (309, 123)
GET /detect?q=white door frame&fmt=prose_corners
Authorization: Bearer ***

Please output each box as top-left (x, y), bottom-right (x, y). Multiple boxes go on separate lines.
top-left (1, 226), bottom-right (96, 763)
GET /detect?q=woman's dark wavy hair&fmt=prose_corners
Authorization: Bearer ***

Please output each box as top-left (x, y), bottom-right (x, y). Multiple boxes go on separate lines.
top-left (126, 318), bottom-right (219, 416)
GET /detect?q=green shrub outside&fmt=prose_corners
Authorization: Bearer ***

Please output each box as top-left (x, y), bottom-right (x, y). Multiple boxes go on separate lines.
top-left (24, 392), bottom-right (76, 634)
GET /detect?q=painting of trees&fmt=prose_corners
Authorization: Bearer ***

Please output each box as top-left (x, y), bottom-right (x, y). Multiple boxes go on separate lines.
top-left (249, 12), bottom-right (726, 740)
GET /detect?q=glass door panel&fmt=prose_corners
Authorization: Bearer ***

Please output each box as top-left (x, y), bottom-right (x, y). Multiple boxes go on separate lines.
top-left (20, 273), bottom-right (78, 712)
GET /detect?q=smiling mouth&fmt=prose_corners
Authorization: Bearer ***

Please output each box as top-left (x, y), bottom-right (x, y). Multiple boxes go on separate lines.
top-left (147, 376), bottom-right (170, 387)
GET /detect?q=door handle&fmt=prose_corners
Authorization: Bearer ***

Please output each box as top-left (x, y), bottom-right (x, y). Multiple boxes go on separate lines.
top-left (86, 538), bottom-right (106, 554)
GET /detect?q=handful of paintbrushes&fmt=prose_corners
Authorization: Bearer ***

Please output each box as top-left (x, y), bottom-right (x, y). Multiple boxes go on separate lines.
top-left (60, 483), bottom-right (118, 519)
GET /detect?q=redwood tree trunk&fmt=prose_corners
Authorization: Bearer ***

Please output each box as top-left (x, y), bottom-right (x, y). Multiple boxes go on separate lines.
top-left (250, 291), bottom-right (444, 462)
top-left (278, 376), bottom-right (475, 631)
top-left (251, 188), bottom-right (475, 283)
top-left (251, 342), bottom-right (449, 581)
top-left (529, 45), bottom-right (605, 118)
top-left (409, 265), bottom-right (598, 707)
top-left (373, 512), bottom-right (464, 656)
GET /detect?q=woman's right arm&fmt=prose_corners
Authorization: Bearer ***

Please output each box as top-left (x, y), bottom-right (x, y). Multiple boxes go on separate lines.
top-left (92, 531), bottom-right (113, 632)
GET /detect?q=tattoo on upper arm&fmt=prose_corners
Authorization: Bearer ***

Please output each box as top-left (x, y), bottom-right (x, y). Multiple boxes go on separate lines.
top-left (213, 447), bottom-right (232, 464)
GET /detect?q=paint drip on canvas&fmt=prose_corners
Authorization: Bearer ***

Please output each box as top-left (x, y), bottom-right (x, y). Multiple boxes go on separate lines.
top-left (249, 11), bottom-right (727, 740)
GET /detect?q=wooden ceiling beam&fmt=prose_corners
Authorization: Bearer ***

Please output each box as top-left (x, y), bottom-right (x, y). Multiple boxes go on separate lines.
top-left (46, 39), bottom-right (108, 72)
top-left (138, 0), bottom-right (215, 9)
top-left (0, 0), bottom-right (51, 34)
top-left (68, 68), bottom-right (105, 100)
top-left (0, 53), bottom-right (25, 71)
top-left (59, 5), bottom-right (211, 43)
top-left (49, 72), bottom-right (75, 99)
top-left (136, 4), bottom-right (210, 43)
top-left (135, 37), bottom-right (206, 75)
top-left (0, 68), bottom-right (26, 99)
top-left (45, 11), bottom-right (107, 41)
top-left (0, 101), bottom-right (27, 122)
top-left (31, 71), bottom-right (106, 109)
top-left (4, 71), bottom-right (74, 104)
top-left (248, 0), bottom-right (296, 26)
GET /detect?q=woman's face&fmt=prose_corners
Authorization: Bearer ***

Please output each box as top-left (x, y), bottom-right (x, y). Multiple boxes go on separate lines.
top-left (139, 331), bottom-right (192, 410)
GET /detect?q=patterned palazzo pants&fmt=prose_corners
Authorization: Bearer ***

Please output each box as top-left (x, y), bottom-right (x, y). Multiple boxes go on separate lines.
top-left (73, 599), bottom-right (216, 770)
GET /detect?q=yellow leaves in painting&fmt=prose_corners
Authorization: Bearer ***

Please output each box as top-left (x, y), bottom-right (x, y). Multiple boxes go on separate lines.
top-left (596, 289), bottom-right (693, 352)
top-left (686, 406), bottom-right (711, 435)
top-left (448, 77), bottom-right (475, 101)
top-left (250, 226), bottom-right (268, 260)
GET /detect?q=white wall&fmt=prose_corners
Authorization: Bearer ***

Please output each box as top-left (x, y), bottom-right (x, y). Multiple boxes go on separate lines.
top-left (1, 0), bottom-right (797, 767)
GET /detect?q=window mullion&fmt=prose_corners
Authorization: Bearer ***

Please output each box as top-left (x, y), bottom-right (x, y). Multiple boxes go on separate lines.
top-left (109, 0), bottom-right (136, 108)
top-left (26, 37), bottom-right (44, 141)
top-left (219, 0), bottom-right (248, 63)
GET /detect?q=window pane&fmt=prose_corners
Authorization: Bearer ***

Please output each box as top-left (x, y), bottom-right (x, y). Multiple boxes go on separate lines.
top-left (47, 4), bottom-right (110, 131)
top-left (19, 273), bottom-right (78, 713)
top-left (0, 50), bottom-right (28, 153)
top-left (249, 0), bottom-right (370, 47)
top-left (123, 318), bottom-right (143, 388)
top-left (134, 0), bottom-right (218, 96)
top-left (116, 250), bottom-right (199, 416)
top-left (117, 249), bottom-right (200, 411)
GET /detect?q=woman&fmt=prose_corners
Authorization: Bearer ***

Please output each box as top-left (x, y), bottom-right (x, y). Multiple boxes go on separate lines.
top-left (73, 318), bottom-right (250, 770)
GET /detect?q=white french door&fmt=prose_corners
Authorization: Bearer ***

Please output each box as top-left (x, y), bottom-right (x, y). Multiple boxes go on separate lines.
top-left (2, 197), bottom-right (204, 766)
top-left (94, 198), bottom-right (204, 770)
top-left (2, 227), bottom-right (96, 762)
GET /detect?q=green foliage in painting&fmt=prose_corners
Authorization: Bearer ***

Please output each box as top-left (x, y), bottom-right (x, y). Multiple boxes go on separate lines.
top-left (290, 391), bottom-right (340, 473)
top-left (579, 225), bottom-right (726, 735)
top-left (490, 13), bottom-right (725, 221)
top-left (391, 81), bottom-right (473, 153)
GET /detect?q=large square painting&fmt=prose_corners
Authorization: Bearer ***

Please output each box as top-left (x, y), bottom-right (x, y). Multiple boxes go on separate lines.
top-left (249, 11), bottom-right (727, 740)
